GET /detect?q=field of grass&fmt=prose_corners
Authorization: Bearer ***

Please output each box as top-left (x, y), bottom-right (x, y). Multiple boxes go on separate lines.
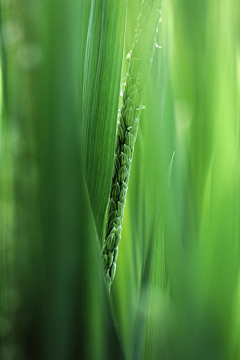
top-left (1, 0), bottom-right (240, 359)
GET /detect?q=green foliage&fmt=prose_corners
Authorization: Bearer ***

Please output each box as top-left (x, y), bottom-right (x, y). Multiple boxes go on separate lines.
top-left (0, 0), bottom-right (240, 359)
top-left (82, 0), bottom-right (127, 239)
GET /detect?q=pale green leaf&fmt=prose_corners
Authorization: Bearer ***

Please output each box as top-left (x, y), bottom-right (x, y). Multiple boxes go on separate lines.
top-left (82, 0), bottom-right (127, 238)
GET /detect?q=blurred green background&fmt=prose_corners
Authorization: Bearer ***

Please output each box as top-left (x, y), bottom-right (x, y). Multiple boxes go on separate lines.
top-left (1, 0), bottom-right (240, 359)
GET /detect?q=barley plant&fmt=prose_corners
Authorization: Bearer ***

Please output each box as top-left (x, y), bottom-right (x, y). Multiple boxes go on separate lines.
top-left (102, 0), bottom-right (162, 290)
top-left (0, 0), bottom-right (240, 360)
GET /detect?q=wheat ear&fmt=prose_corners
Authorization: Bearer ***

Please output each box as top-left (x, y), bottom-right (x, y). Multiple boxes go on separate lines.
top-left (102, 0), bottom-right (162, 290)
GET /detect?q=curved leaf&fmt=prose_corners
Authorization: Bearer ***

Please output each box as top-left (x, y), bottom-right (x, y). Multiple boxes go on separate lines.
top-left (82, 0), bottom-right (127, 238)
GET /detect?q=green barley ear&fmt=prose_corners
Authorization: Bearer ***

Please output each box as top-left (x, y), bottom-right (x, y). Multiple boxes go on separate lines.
top-left (102, 0), bottom-right (162, 291)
